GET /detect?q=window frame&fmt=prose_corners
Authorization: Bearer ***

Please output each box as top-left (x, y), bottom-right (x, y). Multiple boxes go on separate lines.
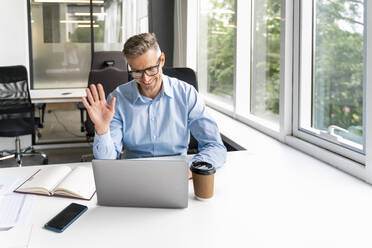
top-left (193, 0), bottom-right (290, 140)
top-left (364, 0), bottom-right (372, 182)
top-left (188, 0), bottom-right (372, 182)
top-left (292, 0), bottom-right (366, 164)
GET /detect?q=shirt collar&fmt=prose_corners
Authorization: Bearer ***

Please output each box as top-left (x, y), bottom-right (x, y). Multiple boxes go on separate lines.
top-left (162, 75), bottom-right (174, 99)
top-left (130, 74), bottom-right (173, 104)
top-left (130, 80), bottom-right (141, 104)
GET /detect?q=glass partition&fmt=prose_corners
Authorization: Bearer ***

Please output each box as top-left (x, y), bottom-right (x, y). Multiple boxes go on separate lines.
top-left (30, 0), bottom-right (148, 89)
top-left (30, 1), bottom-right (93, 89)
top-left (94, 0), bottom-right (148, 52)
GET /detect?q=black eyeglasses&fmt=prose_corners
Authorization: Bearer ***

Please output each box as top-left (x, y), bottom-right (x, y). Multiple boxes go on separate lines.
top-left (128, 55), bottom-right (161, 79)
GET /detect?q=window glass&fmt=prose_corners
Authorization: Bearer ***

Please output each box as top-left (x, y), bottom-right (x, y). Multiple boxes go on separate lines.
top-left (30, 0), bottom-right (148, 89)
top-left (250, 0), bottom-right (281, 123)
top-left (300, 0), bottom-right (364, 151)
top-left (198, 0), bottom-right (236, 102)
top-left (94, 0), bottom-right (148, 51)
top-left (30, 1), bottom-right (93, 89)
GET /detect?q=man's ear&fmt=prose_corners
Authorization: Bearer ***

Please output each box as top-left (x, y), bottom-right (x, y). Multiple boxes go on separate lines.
top-left (160, 52), bottom-right (165, 67)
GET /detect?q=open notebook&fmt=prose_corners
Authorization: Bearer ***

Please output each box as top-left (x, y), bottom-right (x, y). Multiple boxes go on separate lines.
top-left (14, 166), bottom-right (95, 200)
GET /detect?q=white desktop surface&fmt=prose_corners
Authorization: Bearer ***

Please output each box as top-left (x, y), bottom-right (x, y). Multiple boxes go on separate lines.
top-left (1, 150), bottom-right (372, 248)
top-left (30, 88), bottom-right (86, 103)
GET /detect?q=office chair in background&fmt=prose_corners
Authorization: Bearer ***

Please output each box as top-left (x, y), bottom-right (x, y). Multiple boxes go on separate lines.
top-left (162, 67), bottom-right (199, 154)
top-left (79, 51), bottom-right (129, 137)
top-left (0, 65), bottom-right (48, 166)
top-left (78, 51), bottom-right (129, 161)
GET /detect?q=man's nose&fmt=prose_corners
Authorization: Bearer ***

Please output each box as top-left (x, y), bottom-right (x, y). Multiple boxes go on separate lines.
top-left (142, 72), bottom-right (151, 82)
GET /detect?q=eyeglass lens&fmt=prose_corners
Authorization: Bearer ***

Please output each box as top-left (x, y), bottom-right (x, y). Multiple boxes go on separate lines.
top-left (131, 66), bottom-right (159, 79)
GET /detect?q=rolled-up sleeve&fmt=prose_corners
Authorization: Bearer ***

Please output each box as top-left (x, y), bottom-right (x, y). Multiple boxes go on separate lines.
top-left (187, 87), bottom-right (227, 168)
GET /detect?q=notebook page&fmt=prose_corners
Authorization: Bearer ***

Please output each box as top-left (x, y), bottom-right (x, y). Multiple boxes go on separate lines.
top-left (17, 166), bottom-right (72, 194)
top-left (54, 166), bottom-right (95, 199)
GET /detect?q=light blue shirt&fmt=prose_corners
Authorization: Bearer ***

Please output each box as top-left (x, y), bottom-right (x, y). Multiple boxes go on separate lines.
top-left (93, 75), bottom-right (226, 168)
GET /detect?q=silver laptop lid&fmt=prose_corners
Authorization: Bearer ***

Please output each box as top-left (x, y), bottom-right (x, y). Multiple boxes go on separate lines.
top-left (92, 159), bottom-right (189, 208)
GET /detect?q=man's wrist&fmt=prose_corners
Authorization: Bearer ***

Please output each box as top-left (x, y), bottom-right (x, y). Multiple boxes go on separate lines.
top-left (95, 126), bottom-right (109, 135)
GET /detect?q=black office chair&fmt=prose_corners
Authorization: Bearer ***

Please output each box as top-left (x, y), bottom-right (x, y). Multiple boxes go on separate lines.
top-left (0, 65), bottom-right (48, 166)
top-left (79, 51), bottom-right (129, 138)
top-left (162, 67), bottom-right (199, 154)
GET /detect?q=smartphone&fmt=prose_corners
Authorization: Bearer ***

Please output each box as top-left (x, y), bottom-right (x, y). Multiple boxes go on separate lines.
top-left (44, 203), bottom-right (88, 233)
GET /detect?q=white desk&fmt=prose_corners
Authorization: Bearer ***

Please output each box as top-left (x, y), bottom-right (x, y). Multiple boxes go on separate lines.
top-left (2, 150), bottom-right (372, 248)
top-left (30, 88), bottom-right (86, 103)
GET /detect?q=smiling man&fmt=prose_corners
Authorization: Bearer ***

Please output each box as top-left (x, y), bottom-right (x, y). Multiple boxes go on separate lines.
top-left (82, 33), bottom-right (226, 169)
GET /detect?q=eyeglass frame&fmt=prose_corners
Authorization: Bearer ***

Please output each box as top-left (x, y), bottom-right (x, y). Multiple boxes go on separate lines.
top-left (127, 55), bottom-right (162, 79)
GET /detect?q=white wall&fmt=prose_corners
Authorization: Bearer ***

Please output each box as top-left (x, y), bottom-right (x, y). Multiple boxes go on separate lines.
top-left (0, 1), bottom-right (30, 69)
top-left (0, 0), bottom-right (32, 150)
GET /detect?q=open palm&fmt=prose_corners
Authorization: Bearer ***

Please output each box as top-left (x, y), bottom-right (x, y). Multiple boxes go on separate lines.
top-left (82, 83), bottom-right (116, 135)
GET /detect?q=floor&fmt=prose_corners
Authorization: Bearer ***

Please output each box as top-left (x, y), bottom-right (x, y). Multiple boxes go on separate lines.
top-left (1, 105), bottom-right (92, 168)
top-left (36, 105), bottom-right (86, 144)
top-left (0, 147), bottom-right (93, 168)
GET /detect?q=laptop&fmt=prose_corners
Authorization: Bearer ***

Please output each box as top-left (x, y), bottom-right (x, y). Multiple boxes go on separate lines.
top-left (92, 159), bottom-right (189, 208)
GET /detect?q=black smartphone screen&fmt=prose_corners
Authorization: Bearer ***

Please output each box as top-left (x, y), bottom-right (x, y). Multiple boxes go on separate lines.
top-left (45, 203), bottom-right (88, 232)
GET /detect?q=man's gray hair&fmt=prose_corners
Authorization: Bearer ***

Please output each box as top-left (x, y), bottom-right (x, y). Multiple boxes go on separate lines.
top-left (122, 33), bottom-right (161, 59)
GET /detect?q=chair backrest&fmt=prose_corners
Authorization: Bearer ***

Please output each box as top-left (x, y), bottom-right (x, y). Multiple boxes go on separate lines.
top-left (0, 65), bottom-right (35, 137)
top-left (88, 51), bottom-right (129, 93)
top-left (0, 65), bottom-right (31, 112)
top-left (162, 67), bottom-right (198, 91)
top-left (85, 52), bottom-right (129, 136)
top-left (88, 67), bottom-right (129, 96)
top-left (90, 51), bottom-right (127, 70)
top-left (162, 67), bottom-right (199, 153)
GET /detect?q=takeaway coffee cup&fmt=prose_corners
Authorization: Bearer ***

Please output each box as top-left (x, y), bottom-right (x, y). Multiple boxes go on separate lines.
top-left (190, 161), bottom-right (216, 200)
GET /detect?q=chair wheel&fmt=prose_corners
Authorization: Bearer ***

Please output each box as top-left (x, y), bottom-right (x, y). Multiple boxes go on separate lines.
top-left (43, 158), bottom-right (48, 165)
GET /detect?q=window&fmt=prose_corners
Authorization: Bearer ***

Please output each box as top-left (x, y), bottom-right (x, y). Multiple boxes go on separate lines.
top-left (29, 0), bottom-right (148, 89)
top-left (197, 0), bottom-right (281, 130)
top-left (250, 0), bottom-right (281, 123)
top-left (193, 0), bottom-right (372, 180)
top-left (295, 0), bottom-right (365, 162)
top-left (197, 0), bottom-right (236, 108)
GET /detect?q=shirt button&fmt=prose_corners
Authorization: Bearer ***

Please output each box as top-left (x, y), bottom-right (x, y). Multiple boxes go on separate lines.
top-left (151, 117), bottom-right (154, 121)
top-left (153, 135), bottom-right (156, 139)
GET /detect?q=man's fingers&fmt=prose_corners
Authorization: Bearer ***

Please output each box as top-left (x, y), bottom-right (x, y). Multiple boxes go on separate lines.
top-left (86, 88), bottom-right (95, 105)
top-left (81, 97), bottom-right (91, 111)
top-left (90, 84), bottom-right (100, 102)
top-left (108, 97), bottom-right (116, 112)
top-left (97, 84), bottom-right (106, 102)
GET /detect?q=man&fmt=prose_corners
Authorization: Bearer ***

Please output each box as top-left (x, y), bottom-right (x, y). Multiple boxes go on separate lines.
top-left (82, 33), bottom-right (226, 168)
